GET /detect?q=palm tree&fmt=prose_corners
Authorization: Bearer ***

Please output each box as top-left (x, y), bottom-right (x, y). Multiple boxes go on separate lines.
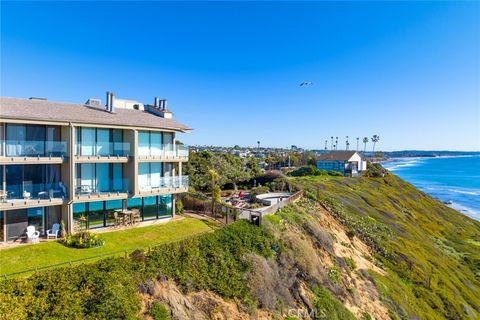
top-left (356, 137), bottom-right (359, 152)
top-left (371, 135), bottom-right (380, 156)
top-left (208, 168), bottom-right (220, 217)
top-left (257, 141), bottom-right (260, 150)
top-left (335, 137), bottom-right (338, 150)
top-left (324, 140), bottom-right (328, 150)
top-left (362, 137), bottom-right (369, 153)
top-left (345, 136), bottom-right (349, 150)
top-left (330, 136), bottom-right (334, 150)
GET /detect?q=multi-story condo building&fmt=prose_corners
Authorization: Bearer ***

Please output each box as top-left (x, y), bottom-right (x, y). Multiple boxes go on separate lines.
top-left (0, 93), bottom-right (190, 242)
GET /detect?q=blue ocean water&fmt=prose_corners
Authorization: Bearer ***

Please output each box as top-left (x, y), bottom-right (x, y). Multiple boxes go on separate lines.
top-left (382, 155), bottom-right (480, 221)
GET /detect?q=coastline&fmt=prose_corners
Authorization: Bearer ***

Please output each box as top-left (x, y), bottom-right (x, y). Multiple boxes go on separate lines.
top-left (381, 155), bottom-right (480, 221)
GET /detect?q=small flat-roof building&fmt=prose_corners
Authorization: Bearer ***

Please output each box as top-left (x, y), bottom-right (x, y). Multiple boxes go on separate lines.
top-left (316, 151), bottom-right (367, 176)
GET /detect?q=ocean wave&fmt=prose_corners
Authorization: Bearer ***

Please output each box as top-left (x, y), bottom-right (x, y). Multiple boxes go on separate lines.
top-left (383, 159), bottom-right (423, 171)
top-left (447, 189), bottom-right (480, 196)
top-left (423, 186), bottom-right (480, 196)
top-left (449, 202), bottom-right (480, 220)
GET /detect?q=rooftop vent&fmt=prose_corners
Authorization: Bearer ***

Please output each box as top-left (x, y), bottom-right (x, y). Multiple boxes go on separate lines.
top-left (85, 98), bottom-right (102, 108)
top-left (147, 97), bottom-right (173, 119)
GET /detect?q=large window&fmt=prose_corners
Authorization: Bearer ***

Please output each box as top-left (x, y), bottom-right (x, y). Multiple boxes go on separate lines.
top-left (138, 163), bottom-right (163, 191)
top-left (143, 196), bottom-right (157, 220)
top-left (3, 206), bottom-right (61, 241)
top-left (75, 163), bottom-right (125, 195)
top-left (76, 127), bottom-right (126, 156)
top-left (0, 211), bottom-right (4, 242)
top-left (5, 124), bottom-right (63, 157)
top-left (5, 164), bottom-right (62, 199)
top-left (72, 196), bottom-right (173, 229)
top-left (138, 131), bottom-right (174, 156)
top-left (158, 195), bottom-right (172, 218)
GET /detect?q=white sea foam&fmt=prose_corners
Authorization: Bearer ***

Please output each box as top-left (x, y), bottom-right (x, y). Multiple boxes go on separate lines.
top-left (383, 158), bottom-right (423, 171)
top-left (449, 202), bottom-right (480, 221)
top-left (447, 189), bottom-right (480, 196)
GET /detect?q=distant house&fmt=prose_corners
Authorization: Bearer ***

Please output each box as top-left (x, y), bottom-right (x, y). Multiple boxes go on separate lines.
top-left (316, 151), bottom-right (367, 176)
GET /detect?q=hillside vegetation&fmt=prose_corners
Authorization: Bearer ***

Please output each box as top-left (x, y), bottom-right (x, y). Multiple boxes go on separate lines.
top-left (292, 173), bottom-right (480, 319)
top-left (1, 171), bottom-right (479, 320)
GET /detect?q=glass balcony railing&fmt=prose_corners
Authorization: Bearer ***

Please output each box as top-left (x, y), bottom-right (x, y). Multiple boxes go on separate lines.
top-left (1, 182), bottom-right (67, 202)
top-left (175, 145), bottom-right (189, 158)
top-left (139, 175), bottom-right (189, 192)
top-left (138, 144), bottom-right (189, 158)
top-left (75, 142), bottom-right (131, 157)
top-left (3, 140), bottom-right (67, 157)
top-left (74, 178), bottom-right (130, 196)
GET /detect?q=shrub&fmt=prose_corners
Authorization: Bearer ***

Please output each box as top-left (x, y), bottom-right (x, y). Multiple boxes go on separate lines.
top-left (63, 231), bottom-right (105, 248)
top-left (289, 165), bottom-right (327, 177)
top-left (175, 198), bottom-right (184, 215)
top-left (302, 220), bottom-right (334, 254)
top-left (311, 285), bottom-right (356, 320)
top-left (345, 257), bottom-right (357, 271)
top-left (328, 170), bottom-right (343, 176)
top-left (244, 253), bottom-right (295, 310)
top-left (0, 258), bottom-right (141, 319)
top-left (149, 302), bottom-right (170, 320)
top-left (328, 267), bottom-right (340, 284)
top-left (364, 162), bottom-right (388, 178)
top-left (251, 186), bottom-right (270, 195)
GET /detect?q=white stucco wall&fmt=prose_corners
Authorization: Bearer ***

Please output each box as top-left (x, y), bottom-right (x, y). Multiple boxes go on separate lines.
top-left (348, 153), bottom-right (367, 171)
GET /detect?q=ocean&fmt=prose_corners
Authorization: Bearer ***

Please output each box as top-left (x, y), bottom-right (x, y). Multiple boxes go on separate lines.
top-left (382, 155), bottom-right (480, 221)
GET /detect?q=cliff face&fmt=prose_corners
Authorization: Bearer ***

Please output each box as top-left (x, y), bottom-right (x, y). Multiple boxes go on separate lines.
top-left (2, 174), bottom-right (479, 320)
top-left (291, 174), bottom-right (480, 319)
top-left (138, 174), bottom-right (480, 320)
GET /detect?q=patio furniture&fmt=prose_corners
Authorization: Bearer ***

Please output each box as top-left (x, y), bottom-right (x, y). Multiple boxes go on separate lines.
top-left (26, 226), bottom-right (40, 244)
top-left (80, 185), bottom-right (92, 195)
top-left (46, 223), bottom-right (60, 239)
top-left (23, 190), bottom-right (31, 199)
top-left (131, 209), bottom-right (140, 225)
top-left (115, 209), bottom-right (134, 226)
top-left (0, 191), bottom-right (7, 203)
top-left (38, 191), bottom-right (49, 199)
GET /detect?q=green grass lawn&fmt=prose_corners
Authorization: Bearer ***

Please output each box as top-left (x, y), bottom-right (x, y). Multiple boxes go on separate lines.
top-left (0, 217), bottom-right (218, 276)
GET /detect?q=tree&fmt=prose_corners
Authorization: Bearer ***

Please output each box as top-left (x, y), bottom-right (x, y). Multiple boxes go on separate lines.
top-left (371, 135), bottom-right (380, 155)
top-left (185, 151), bottom-right (258, 191)
top-left (363, 137), bottom-right (369, 153)
top-left (345, 136), bottom-right (349, 150)
top-left (208, 168), bottom-right (220, 216)
top-left (257, 141), bottom-right (260, 149)
top-left (324, 140), bottom-right (328, 150)
top-left (330, 136), bottom-right (334, 150)
top-left (356, 137), bottom-right (359, 152)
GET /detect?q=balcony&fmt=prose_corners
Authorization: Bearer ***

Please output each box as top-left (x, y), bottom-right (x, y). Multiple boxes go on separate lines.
top-left (0, 182), bottom-right (66, 210)
top-left (138, 175), bottom-right (189, 195)
top-left (75, 142), bottom-right (131, 162)
top-left (74, 178), bottom-right (130, 200)
top-left (1, 140), bottom-right (67, 164)
top-left (138, 144), bottom-right (189, 162)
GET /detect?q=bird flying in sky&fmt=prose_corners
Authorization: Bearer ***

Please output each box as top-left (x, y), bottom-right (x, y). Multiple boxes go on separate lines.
top-left (300, 81), bottom-right (313, 86)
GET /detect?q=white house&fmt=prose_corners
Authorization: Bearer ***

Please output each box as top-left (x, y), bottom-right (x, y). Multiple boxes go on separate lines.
top-left (316, 151), bottom-right (367, 176)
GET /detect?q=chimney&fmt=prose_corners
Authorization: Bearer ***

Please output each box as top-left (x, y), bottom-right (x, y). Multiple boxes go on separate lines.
top-left (146, 97), bottom-right (173, 119)
top-left (105, 91), bottom-right (115, 112)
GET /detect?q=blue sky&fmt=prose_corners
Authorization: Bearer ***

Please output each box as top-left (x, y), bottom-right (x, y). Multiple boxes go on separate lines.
top-left (1, 1), bottom-right (479, 151)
